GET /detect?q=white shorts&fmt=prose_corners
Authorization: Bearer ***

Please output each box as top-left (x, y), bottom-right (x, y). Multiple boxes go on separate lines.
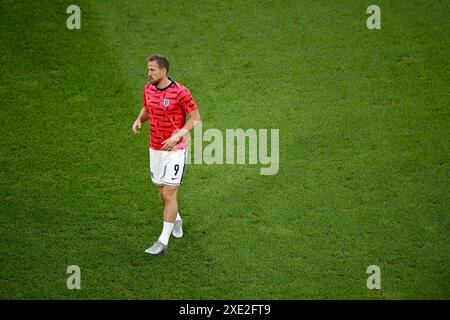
top-left (149, 148), bottom-right (187, 186)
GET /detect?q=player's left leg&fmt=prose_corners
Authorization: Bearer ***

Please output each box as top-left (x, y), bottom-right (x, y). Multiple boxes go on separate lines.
top-left (162, 149), bottom-right (186, 237)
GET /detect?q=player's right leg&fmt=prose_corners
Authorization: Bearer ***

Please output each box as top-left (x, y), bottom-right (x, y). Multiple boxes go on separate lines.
top-left (145, 149), bottom-right (169, 255)
top-left (150, 186), bottom-right (176, 255)
top-left (159, 184), bottom-right (183, 237)
top-left (158, 186), bottom-right (165, 205)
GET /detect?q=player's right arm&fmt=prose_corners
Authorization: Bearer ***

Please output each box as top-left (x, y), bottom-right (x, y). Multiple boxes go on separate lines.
top-left (133, 87), bottom-right (150, 135)
top-left (132, 107), bottom-right (149, 135)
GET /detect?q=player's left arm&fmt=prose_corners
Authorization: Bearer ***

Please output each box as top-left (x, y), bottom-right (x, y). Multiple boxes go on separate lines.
top-left (161, 110), bottom-right (201, 150)
top-left (178, 109), bottom-right (201, 136)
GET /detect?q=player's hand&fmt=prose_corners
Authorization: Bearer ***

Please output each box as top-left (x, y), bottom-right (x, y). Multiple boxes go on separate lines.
top-left (161, 136), bottom-right (179, 151)
top-left (132, 119), bottom-right (141, 135)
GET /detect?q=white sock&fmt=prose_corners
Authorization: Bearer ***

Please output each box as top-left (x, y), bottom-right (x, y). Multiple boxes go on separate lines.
top-left (158, 222), bottom-right (174, 246)
top-left (176, 212), bottom-right (182, 221)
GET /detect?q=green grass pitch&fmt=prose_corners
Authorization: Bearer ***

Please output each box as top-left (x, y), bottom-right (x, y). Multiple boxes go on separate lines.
top-left (0, 0), bottom-right (448, 299)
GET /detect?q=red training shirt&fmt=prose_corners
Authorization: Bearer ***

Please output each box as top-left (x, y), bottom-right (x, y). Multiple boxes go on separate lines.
top-left (142, 79), bottom-right (198, 150)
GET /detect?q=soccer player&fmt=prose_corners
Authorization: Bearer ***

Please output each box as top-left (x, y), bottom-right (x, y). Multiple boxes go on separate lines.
top-left (132, 54), bottom-right (201, 255)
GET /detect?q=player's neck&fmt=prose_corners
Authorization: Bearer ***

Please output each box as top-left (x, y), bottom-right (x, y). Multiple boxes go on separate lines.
top-left (156, 77), bottom-right (172, 89)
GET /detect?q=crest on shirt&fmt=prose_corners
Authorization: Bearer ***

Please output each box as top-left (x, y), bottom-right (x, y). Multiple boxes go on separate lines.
top-left (163, 99), bottom-right (170, 108)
